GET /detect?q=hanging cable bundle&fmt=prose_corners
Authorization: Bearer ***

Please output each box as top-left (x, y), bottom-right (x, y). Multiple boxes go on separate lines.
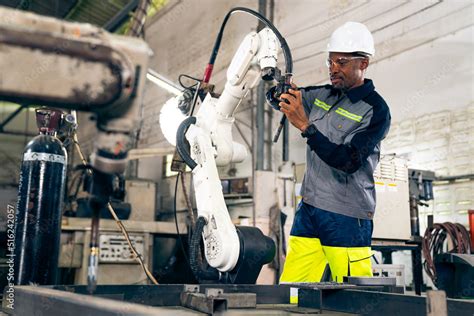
top-left (422, 222), bottom-right (471, 284)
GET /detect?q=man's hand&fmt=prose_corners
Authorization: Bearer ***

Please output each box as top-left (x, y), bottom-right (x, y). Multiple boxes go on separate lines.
top-left (279, 88), bottom-right (309, 132)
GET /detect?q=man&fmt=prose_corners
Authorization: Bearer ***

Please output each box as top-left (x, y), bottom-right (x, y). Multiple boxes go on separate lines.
top-left (275, 22), bottom-right (391, 284)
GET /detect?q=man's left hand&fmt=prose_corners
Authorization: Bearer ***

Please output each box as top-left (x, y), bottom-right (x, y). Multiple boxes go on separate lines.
top-left (279, 89), bottom-right (309, 132)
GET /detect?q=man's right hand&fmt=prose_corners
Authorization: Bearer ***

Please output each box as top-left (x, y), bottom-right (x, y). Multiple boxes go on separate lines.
top-left (279, 88), bottom-right (309, 132)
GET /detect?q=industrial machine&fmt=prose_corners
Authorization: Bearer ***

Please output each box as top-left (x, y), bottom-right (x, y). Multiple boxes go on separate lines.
top-left (174, 31), bottom-right (278, 281)
top-left (0, 5), bottom-right (151, 291)
top-left (372, 155), bottom-right (411, 240)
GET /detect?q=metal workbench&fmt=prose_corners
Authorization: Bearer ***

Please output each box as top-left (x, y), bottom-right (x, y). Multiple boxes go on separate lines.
top-left (2, 283), bottom-right (473, 315)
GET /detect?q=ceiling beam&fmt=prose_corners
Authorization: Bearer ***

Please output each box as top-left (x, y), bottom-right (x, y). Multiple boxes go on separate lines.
top-left (103, 0), bottom-right (140, 32)
top-left (0, 104), bottom-right (28, 131)
top-left (0, 130), bottom-right (36, 137)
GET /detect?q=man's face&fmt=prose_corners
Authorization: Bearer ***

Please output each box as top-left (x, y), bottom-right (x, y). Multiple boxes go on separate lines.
top-left (327, 52), bottom-right (368, 91)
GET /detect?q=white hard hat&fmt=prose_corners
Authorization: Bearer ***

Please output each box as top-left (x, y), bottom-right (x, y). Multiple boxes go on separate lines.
top-left (327, 22), bottom-right (375, 57)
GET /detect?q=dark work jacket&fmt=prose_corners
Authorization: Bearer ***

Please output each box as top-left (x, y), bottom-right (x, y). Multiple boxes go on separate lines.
top-left (300, 79), bottom-right (391, 220)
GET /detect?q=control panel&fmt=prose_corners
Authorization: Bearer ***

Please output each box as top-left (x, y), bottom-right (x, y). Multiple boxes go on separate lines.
top-left (99, 233), bottom-right (145, 263)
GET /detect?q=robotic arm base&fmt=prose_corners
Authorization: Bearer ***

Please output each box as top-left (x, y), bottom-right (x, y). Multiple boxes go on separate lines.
top-left (193, 225), bottom-right (275, 284)
top-left (221, 226), bottom-right (275, 284)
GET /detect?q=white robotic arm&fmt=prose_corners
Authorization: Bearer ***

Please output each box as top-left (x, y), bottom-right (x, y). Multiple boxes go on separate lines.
top-left (182, 28), bottom-right (278, 276)
top-left (211, 28), bottom-right (278, 166)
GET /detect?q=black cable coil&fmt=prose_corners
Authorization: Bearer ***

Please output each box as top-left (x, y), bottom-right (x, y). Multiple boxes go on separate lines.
top-left (189, 216), bottom-right (220, 281)
top-left (176, 116), bottom-right (198, 170)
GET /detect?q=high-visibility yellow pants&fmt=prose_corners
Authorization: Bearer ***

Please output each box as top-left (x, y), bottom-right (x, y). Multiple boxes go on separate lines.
top-left (280, 236), bottom-right (373, 283)
top-left (279, 202), bottom-right (374, 303)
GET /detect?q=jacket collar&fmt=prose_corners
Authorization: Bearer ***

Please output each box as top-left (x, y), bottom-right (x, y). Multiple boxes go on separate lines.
top-left (329, 79), bottom-right (375, 103)
top-left (346, 79), bottom-right (375, 103)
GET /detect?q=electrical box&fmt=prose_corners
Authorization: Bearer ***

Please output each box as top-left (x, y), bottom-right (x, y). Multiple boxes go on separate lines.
top-left (372, 156), bottom-right (411, 240)
top-left (99, 233), bottom-right (145, 263)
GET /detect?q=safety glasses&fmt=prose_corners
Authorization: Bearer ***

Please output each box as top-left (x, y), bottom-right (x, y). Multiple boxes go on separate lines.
top-left (325, 56), bottom-right (366, 68)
